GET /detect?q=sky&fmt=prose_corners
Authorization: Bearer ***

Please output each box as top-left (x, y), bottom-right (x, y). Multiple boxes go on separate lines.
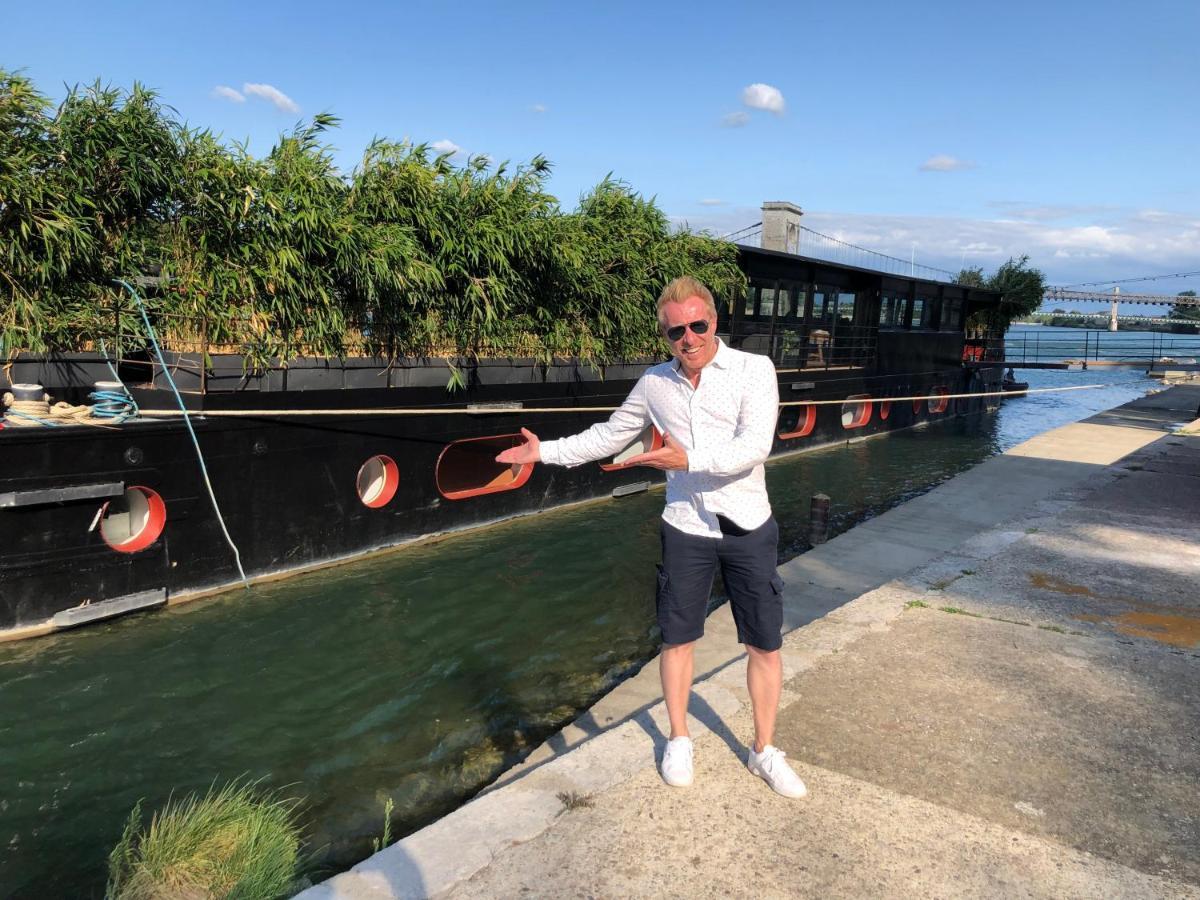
top-left (4, 0), bottom-right (1199, 301)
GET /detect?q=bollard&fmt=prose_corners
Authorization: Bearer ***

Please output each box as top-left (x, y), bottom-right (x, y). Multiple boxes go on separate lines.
top-left (809, 493), bottom-right (831, 545)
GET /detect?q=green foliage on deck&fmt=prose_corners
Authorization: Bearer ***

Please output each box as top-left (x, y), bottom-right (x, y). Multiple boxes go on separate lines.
top-left (1, 70), bottom-right (744, 367)
top-left (957, 255), bottom-right (1046, 330)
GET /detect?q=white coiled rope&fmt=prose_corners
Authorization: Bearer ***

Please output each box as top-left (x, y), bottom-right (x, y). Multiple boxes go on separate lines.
top-left (2, 388), bottom-right (136, 427)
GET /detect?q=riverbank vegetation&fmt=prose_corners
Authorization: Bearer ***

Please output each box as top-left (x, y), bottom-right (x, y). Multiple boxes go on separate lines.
top-left (106, 781), bottom-right (304, 899)
top-left (1, 70), bottom-right (744, 368)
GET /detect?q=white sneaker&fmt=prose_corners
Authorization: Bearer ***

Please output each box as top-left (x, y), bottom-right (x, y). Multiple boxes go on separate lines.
top-left (660, 736), bottom-right (694, 787)
top-left (746, 744), bottom-right (807, 798)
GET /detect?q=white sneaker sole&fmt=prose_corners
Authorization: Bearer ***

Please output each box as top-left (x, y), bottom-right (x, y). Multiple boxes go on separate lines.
top-left (661, 771), bottom-right (693, 788)
top-left (747, 763), bottom-right (807, 798)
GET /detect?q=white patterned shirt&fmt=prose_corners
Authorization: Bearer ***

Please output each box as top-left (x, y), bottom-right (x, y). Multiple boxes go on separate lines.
top-left (540, 339), bottom-right (777, 538)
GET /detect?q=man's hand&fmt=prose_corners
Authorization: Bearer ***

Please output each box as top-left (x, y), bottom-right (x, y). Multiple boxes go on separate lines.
top-left (495, 427), bottom-right (541, 465)
top-left (622, 432), bottom-right (689, 471)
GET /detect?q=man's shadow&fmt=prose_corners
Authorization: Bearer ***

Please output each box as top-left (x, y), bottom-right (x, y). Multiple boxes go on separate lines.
top-left (635, 690), bottom-right (747, 766)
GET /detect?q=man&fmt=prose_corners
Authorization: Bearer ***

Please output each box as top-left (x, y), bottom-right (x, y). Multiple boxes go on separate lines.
top-left (496, 275), bottom-right (806, 798)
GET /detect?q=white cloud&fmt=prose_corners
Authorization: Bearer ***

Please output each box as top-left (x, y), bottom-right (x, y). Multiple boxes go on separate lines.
top-left (431, 139), bottom-right (463, 156)
top-left (242, 83), bottom-right (300, 114)
top-left (919, 154), bottom-right (975, 172)
top-left (720, 111), bottom-right (750, 128)
top-left (741, 83), bottom-right (785, 115)
top-left (531, 103), bottom-right (547, 113)
top-left (212, 85), bottom-right (245, 103)
top-left (989, 202), bottom-right (1119, 222)
top-left (699, 199), bottom-right (725, 206)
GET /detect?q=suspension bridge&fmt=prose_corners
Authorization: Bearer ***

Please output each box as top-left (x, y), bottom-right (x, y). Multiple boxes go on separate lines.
top-left (721, 215), bottom-right (1199, 332)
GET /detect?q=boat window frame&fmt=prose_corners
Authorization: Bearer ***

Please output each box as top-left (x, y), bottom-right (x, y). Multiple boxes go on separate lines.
top-left (940, 293), bottom-right (964, 332)
top-left (911, 296), bottom-right (929, 330)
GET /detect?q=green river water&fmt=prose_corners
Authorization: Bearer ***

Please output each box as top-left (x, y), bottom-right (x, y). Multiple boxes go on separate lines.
top-left (1, 338), bottom-right (1191, 896)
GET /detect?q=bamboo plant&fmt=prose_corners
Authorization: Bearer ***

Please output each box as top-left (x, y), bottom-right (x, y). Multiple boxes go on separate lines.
top-left (1, 70), bottom-right (745, 372)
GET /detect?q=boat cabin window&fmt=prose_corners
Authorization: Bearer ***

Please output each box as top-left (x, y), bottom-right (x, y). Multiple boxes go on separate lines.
top-left (742, 283), bottom-right (757, 317)
top-left (941, 297), bottom-right (963, 331)
top-left (812, 286), bottom-right (837, 328)
top-left (757, 286), bottom-right (780, 317)
top-left (742, 279), bottom-right (786, 320)
top-left (879, 295), bottom-right (899, 327)
top-left (924, 297), bottom-right (941, 330)
top-left (836, 292), bottom-right (857, 327)
top-left (911, 297), bottom-right (927, 329)
top-left (789, 285), bottom-right (808, 321)
top-left (775, 283), bottom-right (804, 320)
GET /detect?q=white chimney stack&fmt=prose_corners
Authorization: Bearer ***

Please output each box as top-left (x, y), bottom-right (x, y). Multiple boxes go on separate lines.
top-left (760, 201), bottom-right (803, 254)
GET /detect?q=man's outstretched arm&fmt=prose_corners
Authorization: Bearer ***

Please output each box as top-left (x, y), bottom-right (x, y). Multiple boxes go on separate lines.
top-left (495, 377), bottom-right (652, 468)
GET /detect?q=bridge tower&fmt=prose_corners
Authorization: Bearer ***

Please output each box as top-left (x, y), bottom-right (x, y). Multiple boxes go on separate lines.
top-left (1109, 285), bottom-right (1119, 332)
top-left (761, 201), bottom-right (803, 254)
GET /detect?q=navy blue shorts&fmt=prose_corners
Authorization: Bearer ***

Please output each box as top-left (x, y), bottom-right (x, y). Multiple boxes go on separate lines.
top-left (656, 517), bottom-right (784, 651)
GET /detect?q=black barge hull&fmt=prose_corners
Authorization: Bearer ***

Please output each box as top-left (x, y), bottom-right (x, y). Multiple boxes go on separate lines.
top-left (0, 361), bottom-right (1000, 636)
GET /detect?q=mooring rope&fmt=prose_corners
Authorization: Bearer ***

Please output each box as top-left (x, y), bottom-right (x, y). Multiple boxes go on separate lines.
top-left (132, 382), bottom-right (1112, 418)
top-left (1, 392), bottom-right (102, 427)
top-left (89, 389), bottom-right (137, 421)
top-left (114, 279), bottom-right (249, 587)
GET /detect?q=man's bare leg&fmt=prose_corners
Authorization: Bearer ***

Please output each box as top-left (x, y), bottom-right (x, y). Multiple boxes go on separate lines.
top-left (745, 644), bottom-right (782, 752)
top-left (660, 641), bottom-right (695, 739)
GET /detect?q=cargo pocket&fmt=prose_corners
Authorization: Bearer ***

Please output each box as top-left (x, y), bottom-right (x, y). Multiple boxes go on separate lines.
top-left (655, 564), bottom-right (671, 605)
top-left (770, 574), bottom-right (784, 595)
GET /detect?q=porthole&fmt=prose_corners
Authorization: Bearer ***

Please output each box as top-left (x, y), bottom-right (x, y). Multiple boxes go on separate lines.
top-left (436, 435), bottom-right (533, 500)
top-left (601, 426), bottom-right (663, 471)
top-left (841, 394), bottom-right (872, 430)
top-left (928, 386), bottom-right (949, 414)
top-left (879, 398), bottom-right (892, 421)
top-left (357, 455), bottom-right (399, 508)
top-left (99, 486), bottom-right (167, 553)
top-left (778, 405), bottom-right (816, 440)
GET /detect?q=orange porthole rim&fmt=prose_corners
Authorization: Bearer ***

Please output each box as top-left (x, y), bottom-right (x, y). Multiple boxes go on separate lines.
top-left (436, 434), bottom-right (534, 500)
top-left (778, 405), bottom-right (816, 440)
top-left (357, 455), bottom-right (400, 508)
top-left (99, 485), bottom-right (167, 553)
top-left (600, 425), bottom-right (663, 471)
top-left (436, 426), bottom-right (666, 500)
top-left (841, 394), bottom-right (872, 430)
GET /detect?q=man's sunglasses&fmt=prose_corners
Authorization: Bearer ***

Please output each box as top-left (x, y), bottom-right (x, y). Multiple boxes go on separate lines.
top-left (664, 320), bottom-right (711, 342)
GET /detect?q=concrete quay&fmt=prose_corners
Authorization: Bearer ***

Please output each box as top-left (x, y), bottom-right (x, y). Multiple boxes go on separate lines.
top-left (303, 384), bottom-right (1200, 900)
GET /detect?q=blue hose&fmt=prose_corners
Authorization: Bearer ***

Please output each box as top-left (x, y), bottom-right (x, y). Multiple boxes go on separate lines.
top-left (90, 388), bottom-right (137, 421)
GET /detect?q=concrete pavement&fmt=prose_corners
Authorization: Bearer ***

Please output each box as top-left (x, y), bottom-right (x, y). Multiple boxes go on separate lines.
top-left (302, 384), bottom-right (1200, 900)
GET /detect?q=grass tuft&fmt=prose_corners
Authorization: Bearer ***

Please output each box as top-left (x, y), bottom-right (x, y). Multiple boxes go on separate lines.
top-left (106, 779), bottom-right (303, 900)
top-left (556, 791), bottom-right (594, 814)
top-left (371, 797), bottom-right (395, 854)
top-left (905, 600), bottom-right (930, 609)
top-left (939, 606), bottom-right (982, 618)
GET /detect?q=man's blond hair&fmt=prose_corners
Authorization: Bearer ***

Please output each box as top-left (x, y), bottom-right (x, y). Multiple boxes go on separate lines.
top-left (656, 276), bottom-right (717, 323)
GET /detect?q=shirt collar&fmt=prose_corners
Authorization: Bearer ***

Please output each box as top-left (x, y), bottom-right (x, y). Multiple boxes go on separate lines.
top-left (672, 336), bottom-right (729, 376)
